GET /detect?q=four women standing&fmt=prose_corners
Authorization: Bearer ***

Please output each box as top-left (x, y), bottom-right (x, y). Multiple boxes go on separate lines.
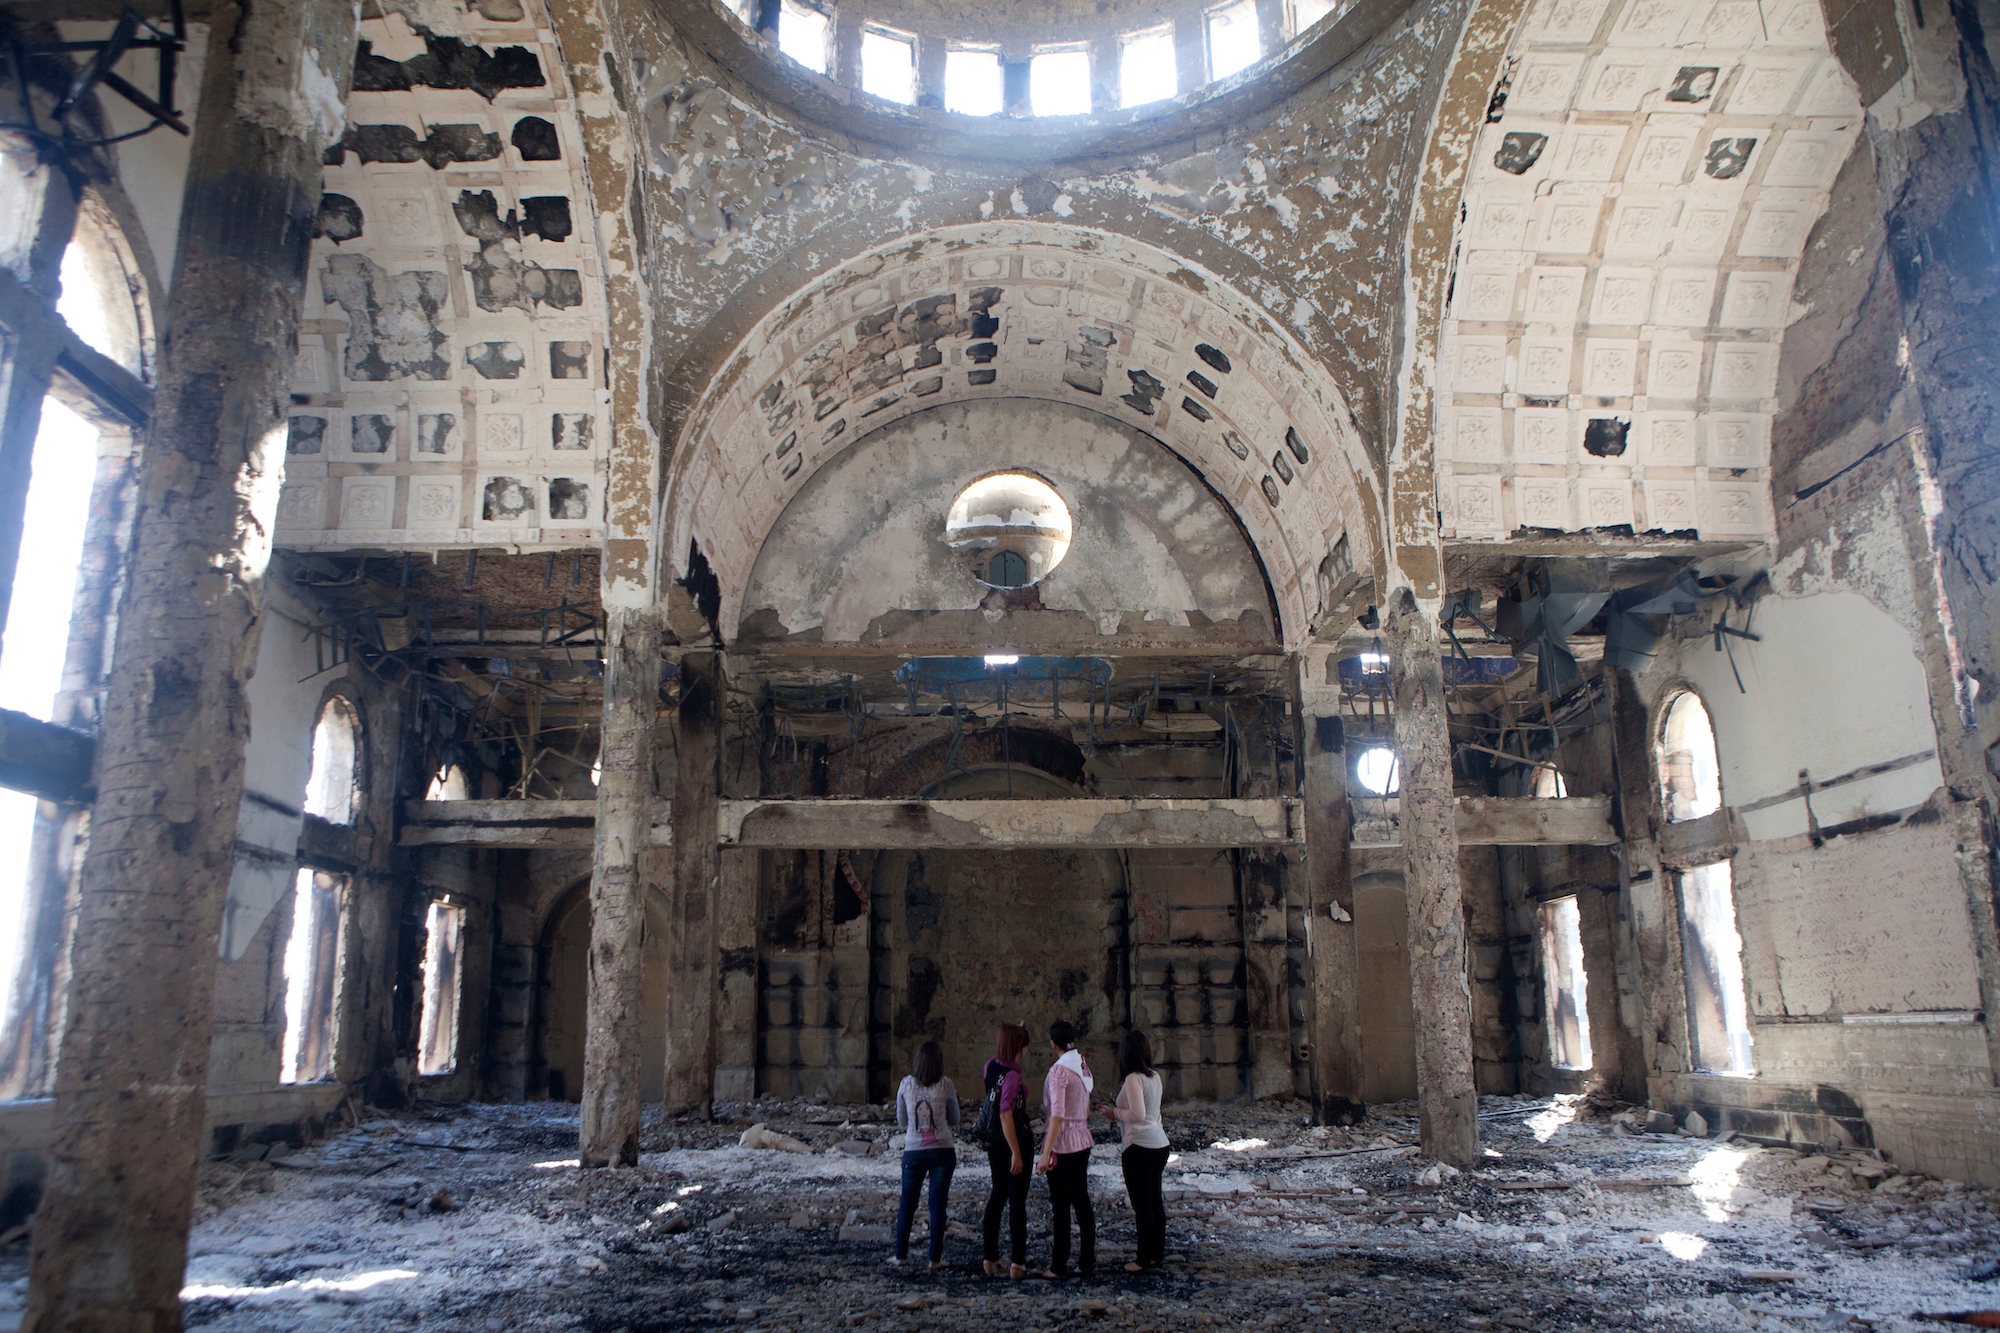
top-left (893, 1021), bottom-right (1170, 1278)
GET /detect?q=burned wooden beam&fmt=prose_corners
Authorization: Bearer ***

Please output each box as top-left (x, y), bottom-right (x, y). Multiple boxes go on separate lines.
top-left (719, 796), bottom-right (1301, 850)
top-left (0, 708), bottom-right (95, 804)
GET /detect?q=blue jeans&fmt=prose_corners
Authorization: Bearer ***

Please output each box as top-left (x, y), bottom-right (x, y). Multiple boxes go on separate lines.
top-left (895, 1146), bottom-right (957, 1263)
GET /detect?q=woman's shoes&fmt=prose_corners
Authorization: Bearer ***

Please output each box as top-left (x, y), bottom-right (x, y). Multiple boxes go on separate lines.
top-left (1124, 1262), bottom-right (1144, 1274)
top-left (982, 1260), bottom-right (1001, 1277)
top-left (1008, 1264), bottom-right (1027, 1280)
top-left (930, 1260), bottom-right (950, 1273)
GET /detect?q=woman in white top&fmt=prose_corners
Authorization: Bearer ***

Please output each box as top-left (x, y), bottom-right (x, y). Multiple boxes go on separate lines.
top-left (893, 1040), bottom-right (959, 1270)
top-left (1098, 1029), bottom-right (1170, 1272)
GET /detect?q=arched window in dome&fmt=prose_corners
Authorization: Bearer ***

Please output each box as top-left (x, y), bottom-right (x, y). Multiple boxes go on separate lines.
top-left (1289, 0), bottom-right (1339, 37)
top-left (1206, 0), bottom-right (1262, 80)
top-left (777, 0), bottom-right (830, 73)
top-left (946, 473), bottom-right (1073, 589)
top-left (945, 45), bottom-right (1003, 115)
top-left (1120, 25), bottom-right (1178, 107)
top-left (1030, 47), bottom-right (1091, 116)
top-left (860, 24), bottom-right (916, 104)
top-left (305, 697), bottom-right (362, 826)
top-left (1657, 690), bottom-right (1721, 822)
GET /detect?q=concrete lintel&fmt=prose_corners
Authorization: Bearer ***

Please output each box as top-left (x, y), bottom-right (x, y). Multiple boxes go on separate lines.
top-left (1349, 795), bottom-right (1618, 848)
top-left (719, 797), bottom-right (1301, 849)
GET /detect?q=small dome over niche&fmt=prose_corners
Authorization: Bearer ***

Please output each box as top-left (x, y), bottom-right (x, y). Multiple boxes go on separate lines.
top-left (945, 472), bottom-right (1072, 588)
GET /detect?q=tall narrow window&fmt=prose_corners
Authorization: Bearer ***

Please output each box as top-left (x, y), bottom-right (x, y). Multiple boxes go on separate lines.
top-left (860, 26), bottom-right (916, 103)
top-left (417, 899), bottom-right (467, 1076)
top-left (1290, 0), bottom-right (1339, 36)
top-left (777, 0), bottom-right (830, 73)
top-left (426, 763), bottom-right (470, 801)
top-left (1206, 0), bottom-right (1262, 80)
top-left (1658, 690), bottom-right (1722, 822)
top-left (1531, 765), bottom-right (1567, 798)
top-left (1119, 25), bottom-right (1178, 107)
top-left (304, 697), bottom-right (361, 826)
top-left (1680, 862), bottom-right (1753, 1074)
top-left (1539, 896), bottom-right (1592, 1070)
top-left (280, 869), bottom-right (344, 1083)
top-left (59, 211), bottom-right (145, 374)
top-left (945, 46), bottom-right (1003, 115)
top-left (1030, 48), bottom-right (1092, 116)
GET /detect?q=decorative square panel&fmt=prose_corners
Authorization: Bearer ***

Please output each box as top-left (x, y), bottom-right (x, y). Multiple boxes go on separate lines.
top-left (1525, 266), bottom-right (1588, 324)
top-left (1453, 263), bottom-right (1519, 321)
top-left (1719, 271), bottom-right (1787, 327)
top-left (1453, 337), bottom-right (1509, 394)
top-left (1579, 479), bottom-right (1636, 529)
top-left (276, 482), bottom-right (325, 530)
top-left (1653, 269), bottom-right (1718, 326)
top-left (1445, 407), bottom-right (1507, 462)
top-left (1762, 131), bottom-right (1847, 188)
top-left (1528, 0), bottom-right (1611, 43)
top-left (1701, 477), bottom-right (1770, 535)
top-left (1673, 201), bottom-right (1738, 258)
top-left (1795, 59), bottom-right (1863, 116)
top-left (1518, 337), bottom-right (1574, 395)
top-left (1641, 411), bottom-right (1699, 465)
top-left (1578, 54), bottom-right (1658, 112)
top-left (1515, 408), bottom-right (1572, 465)
top-left (1510, 54), bottom-right (1587, 111)
top-left (1646, 342), bottom-right (1703, 399)
top-left (1453, 474), bottom-right (1506, 537)
top-left (1699, 0), bottom-right (1768, 45)
top-left (340, 477), bottom-right (394, 529)
top-left (1537, 193), bottom-right (1606, 254)
top-left (1739, 188), bottom-right (1822, 258)
top-left (1613, 0), bottom-right (1689, 44)
top-left (1581, 339), bottom-right (1639, 396)
top-left (1588, 267), bottom-right (1655, 324)
top-left (1710, 343), bottom-right (1777, 400)
top-left (1604, 191), bottom-right (1672, 257)
top-left (1628, 125), bottom-right (1697, 183)
top-left (1726, 58), bottom-right (1812, 115)
top-left (483, 412), bottom-right (525, 454)
top-left (1467, 190), bottom-right (1536, 248)
top-left (408, 478), bottom-right (460, 527)
top-left (379, 195), bottom-right (438, 245)
top-left (1704, 412), bottom-right (1773, 467)
top-left (1645, 480), bottom-right (1699, 532)
top-left (1557, 125), bottom-right (1627, 181)
top-left (1513, 476), bottom-right (1571, 529)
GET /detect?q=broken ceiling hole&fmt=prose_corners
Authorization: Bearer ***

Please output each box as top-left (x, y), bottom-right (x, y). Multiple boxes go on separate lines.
top-left (1180, 395), bottom-right (1212, 422)
top-left (1195, 343), bottom-right (1232, 374)
top-left (313, 194), bottom-right (363, 243)
top-left (1271, 450), bottom-right (1294, 484)
top-left (1186, 369), bottom-right (1218, 398)
top-left (510, 116), bottom-right (561, 160)
top-left (946, 472), bottom-right (1072, 590)
top-left (1222, 430), bottom-right (1249, 460)
top-left (1285, 426), bottom-right (1309, 465)
top-left (1582, 417), bottom-right (1630, 457)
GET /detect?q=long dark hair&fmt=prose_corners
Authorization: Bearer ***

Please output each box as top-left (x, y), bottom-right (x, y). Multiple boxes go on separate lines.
top-left (1117, 1030), bottom-right (1155, 1080)
top-left (913, 1040), bottom-right (943, 1088)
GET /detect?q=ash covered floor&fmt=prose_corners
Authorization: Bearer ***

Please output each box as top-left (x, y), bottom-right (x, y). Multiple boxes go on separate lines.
top-left (2, 1097), bottom-right (1992, 1331)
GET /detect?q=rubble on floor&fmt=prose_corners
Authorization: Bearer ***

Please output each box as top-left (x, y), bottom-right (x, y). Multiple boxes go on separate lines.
top-left (0, 1094), bottom-right (1986, 1331)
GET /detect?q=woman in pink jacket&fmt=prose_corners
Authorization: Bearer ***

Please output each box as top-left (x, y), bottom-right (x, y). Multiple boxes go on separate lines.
top-left (1033, 1019), bottom-right (1095, 1279)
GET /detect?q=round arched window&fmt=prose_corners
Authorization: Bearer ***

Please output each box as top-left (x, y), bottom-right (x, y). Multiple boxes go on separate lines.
top-left (945, 473), bottom-right (1072, 589)
top-left (1657, 691), bottom-right (1721, 823)
top-left (304, 697), bottom-right (362, 825)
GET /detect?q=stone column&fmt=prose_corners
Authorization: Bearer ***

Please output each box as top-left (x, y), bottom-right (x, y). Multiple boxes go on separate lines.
top-left (1297, 648), bottom-right (1363, 1122)
top-left (1384, 590), bottom-right (1478, 1164)
top-left (579, 607), bottom-right (661, 1166)
top-left (665, 649), bottom-right (722, 1113)
top-left (21, 3), bottom-right (358, 1326)
top-left (1605, 665), bottom-right (1681, 1094)
top-left (712, 848), bottom-right (759, 1103)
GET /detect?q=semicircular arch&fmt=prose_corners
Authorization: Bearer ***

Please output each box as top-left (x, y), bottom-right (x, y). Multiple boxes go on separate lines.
top-left (662, 222), bottom-right (1385, 650)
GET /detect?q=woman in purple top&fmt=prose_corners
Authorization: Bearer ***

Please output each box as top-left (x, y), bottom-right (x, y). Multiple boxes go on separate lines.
top-left (979, 1021), bottom-right (1032, 1278)
top-left (1034, 1019), bottom-right (1095, 1279)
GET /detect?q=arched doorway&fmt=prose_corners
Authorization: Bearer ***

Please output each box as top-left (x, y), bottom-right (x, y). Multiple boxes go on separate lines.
top-left (864, 765), bottom-right (1128, 1099)
top-left (536, 883), bottom-right (672, 1103)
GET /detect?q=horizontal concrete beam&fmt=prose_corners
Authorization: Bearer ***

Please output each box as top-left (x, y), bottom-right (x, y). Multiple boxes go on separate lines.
top-left (719, 797), bottom-right (1301, 849)
top-left (0, 708), bottom-right (95, 804)
top-left (1350, 796), bottom-right (1618, 848)
top-left (399, 797), bottom-right (1301, 849)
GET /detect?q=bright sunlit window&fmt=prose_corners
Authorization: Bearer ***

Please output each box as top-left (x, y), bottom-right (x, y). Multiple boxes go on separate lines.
top-left (778, 0), bottom-right (830, 73)
top-left (860, 26), bottom-right (916, 104)
top-left (280, 868), bottom-right (343, 1083)
top-left (1207, 0), bottom-right (1262, 80)
top-left (417, 899), bottom-right (467, 1076)
top-left (426, 764), bottom-right (469, 801)
top-left (985, 654), bottom-right (1020, 667)
top-left (1290, 0), bottom-right (1339, 35)
top-left (1681, 861), bottom-right (1754, 1075)
top-left (1030, 48), bottom-right (1092, 116)
top-left (1658, 690), bottom-right (1722, 822)
top-left (1119, 26), bottom-right (1178, 107)
top-left (1540, 896), bottom-right (1592, 1070)
top-left (1531, 765), bottom-right (1568, 798)
top-left (1355, 745), bottom-right (1399, 795)
top-left (945, 47), bottom-right (1003, 115)
top-left (58, 219), bottom-right (142, 373)
top-left (304, 697), bottom-right (361, 826)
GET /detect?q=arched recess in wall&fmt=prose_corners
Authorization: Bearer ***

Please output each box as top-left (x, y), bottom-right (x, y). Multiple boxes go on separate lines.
top-left (661, 223), bottom-right (1386, 649)
top-left (533, 877), bottom-right (672, 1104)
top-left (58, 193), bottom-right (153, 380)
top-left (304, 694), bottom-right (364, 826)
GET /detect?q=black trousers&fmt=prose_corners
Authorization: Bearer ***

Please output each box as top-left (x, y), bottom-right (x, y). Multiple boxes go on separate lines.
top-left (982, 1146), bottom-right (1029, 1265)
top-left (1047, 1148), bottom-right (1095, 1276)
top-left (1121, 1144), bottom-right (1170, 1268)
